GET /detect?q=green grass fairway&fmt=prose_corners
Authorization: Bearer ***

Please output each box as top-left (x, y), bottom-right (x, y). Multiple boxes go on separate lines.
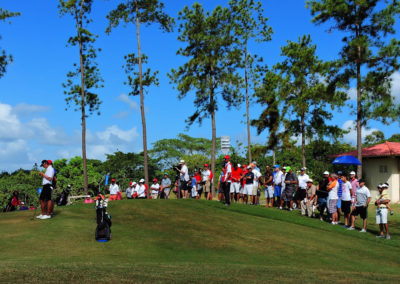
top-left (1, 200), bottom-right (400, 283)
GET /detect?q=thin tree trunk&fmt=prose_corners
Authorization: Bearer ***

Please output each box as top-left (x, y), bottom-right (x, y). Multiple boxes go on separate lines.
top-left (301, 113), bottom-right (306, 168)
top-left (75, 3), bottom-right (88, 195)
top-left (356, 59), bottom-right (362, 178)
top-left (272, 150), bottom-right (276, 165)
top-left (244, 45), bottom-right (251, 164)
top-left (211, 92), bottom-right (216, 199)
top-left (135, 4), bottom-right (149, 193)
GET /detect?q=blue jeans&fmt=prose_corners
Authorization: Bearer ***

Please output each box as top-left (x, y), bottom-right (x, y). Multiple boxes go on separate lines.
top-left (317, 198), bottom-right (327, 218)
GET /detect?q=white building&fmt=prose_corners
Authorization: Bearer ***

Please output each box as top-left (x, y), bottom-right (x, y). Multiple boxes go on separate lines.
top-left (336, 141), bottom-right (400, 203)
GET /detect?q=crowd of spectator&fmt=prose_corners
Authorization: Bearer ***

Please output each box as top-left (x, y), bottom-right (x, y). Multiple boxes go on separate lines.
top-left (107, 155), bottom-right (393, 239)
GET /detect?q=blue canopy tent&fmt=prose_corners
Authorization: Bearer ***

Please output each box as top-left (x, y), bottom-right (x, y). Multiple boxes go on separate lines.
top-left (332, 155), bottom-right (361, 166)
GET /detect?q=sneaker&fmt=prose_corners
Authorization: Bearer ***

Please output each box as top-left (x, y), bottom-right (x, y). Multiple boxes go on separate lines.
top-left (289, 208), bottom-right (293, 211)
top-left (360, 229), bottom-right (366, 233)
top-left (279, 207), bottom-right (283, 210)
top-left (347, 227), bottom-right (355, 231)
top-left (390, 211), bottom-right (394, 215)
top-left (343, 225), bottom-right (349, 228)
top-left (36, 214), bottom-right (43, 219)
top-left (331, 222), bottom-right (337, 225)
top-left (40, 215), bottom-right (51, 219)
top-left (386, 235), bottom-right (391, 240)
top-left (320, 217), bottom-right (323, 221)
top-left (376, 235), bottom-right (384, 238)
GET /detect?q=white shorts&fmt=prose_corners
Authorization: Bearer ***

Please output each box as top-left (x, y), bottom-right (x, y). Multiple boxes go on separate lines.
top-left (230, 182), bottom-right (240, 193)
top-left (191, 186), bottom-right (198, 197)
top-left (376, 208), bottom-right (388, 224)
top-left (243, 184), bottom-right (253, 196)
top-left (252, 186), bottom-right (258, 196)
top-left (265, 186), bottom-right (274, 198)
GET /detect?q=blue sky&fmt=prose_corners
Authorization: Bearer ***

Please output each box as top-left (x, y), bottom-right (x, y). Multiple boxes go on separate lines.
top-left (0, 0), bottom-right (399, 172)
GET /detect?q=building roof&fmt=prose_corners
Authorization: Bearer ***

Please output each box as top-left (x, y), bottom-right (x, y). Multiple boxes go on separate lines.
top-left (335, 141), bottom-right (400, 158)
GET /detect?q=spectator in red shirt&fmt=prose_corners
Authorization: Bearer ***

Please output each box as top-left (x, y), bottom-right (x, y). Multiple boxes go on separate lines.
top-left (194, 170), bottom-right (202, 199)
top-left (230, 163), bottom-right (242, 203)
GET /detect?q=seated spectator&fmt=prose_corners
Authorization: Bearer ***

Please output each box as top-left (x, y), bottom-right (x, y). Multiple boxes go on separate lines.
top-left (126, 182), bottom-right (136, 199)
top-left (301, 179), bottom-right (316, 217)
top-left (19, 202), bottom-right (28, 211)
top-left (160, 174), bottom-right (171, 199)
top-left (151, 179), bottom-right (160, 199)
top-left (137, 179), bottom-right (147, 199)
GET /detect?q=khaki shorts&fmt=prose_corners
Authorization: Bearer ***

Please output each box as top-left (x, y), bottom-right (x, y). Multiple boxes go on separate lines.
top-left (252, 186), bottom-right (258, 196)
top-left (203, 180), bottom-right (211, 193)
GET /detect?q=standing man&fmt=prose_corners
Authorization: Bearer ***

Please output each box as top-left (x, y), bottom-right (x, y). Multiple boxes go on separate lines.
top-left (340, 175), bottom-right (352, 227)
top-left (222, 155), bottom-right (232, 206)
top-left (273, 165), bottom-right (283, 207)
top-left (37, 160), bottom-right (55, 219)
top-left (194, 170), bottom-right (202, 198)
top-left (375, 183), bottom-right (391, 239)
top-left (264, 165), bottom-right (274, 208)
top-left (160, 173), bottom-right (171, 199)
top-left (243, 166), bottom-right (254, 204)
top-left (348, 179), bottom-right (371, 232)
top-left (201, 164), bottom-right (213, 200)
top-left (177, 160), bottom-right (189, 199)
top-left (315, 171), bottom-right (330, 221)
top-left (108, 179), bottom-right (119, 201)
top-left (281, 166), bottom-right (297, 211)
top-left (301, 179), bottom-right (316, 217)
top-left (336, 171), bottom-right (344, 223)
top-left (349, 171), bottom-right (359, 202)
top-left (296, 167), bottom-right (309, 210)
top-left (137, 179), bottom-right (146, 199)
top-left (251, 163), bottom-right (262, 205)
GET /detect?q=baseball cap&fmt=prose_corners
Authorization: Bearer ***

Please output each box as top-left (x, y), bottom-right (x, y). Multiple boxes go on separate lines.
top-left (47, 160), bottom-right (53, 164)
top-left (242, 164), bottom-right (247, 168)
top-left (247, 165), bottom-right (252, 169)
top-left (139, 178), bottom-right (145, 183)
top-left (224, 155), bottom-right (230, 159)
top-left (129, 182), bottom-right (134, 186)
top-left (377, 183), bottom-right (382, 188)
top-left (285, 166), bottom-right (291, 171)
top-left (300, 167), bottom-right (306, 171)
top-left (337, 171), bottom-right (343, 175)
top-left (252, 161), bottom-right (257, 165)
top-left (237, 164), bottom-right (241, 168)
top-left (382, 183), bottom-right (389, 188)
top-left (323, 171), bottom-right (329, 175)
top-left (350, 171), bottom-right (356, 175)
top-left (153, 178), bottom-right (158, 182)
top-left (204, 164), bottom-right (209, 167)
top-left (132, 182), bottom-right (137, 186)
top-left (40, 160), bottom-right (48, 167)
top-left (164, 173), bottom-right (168, 176)
top-left (180, 159), bottom-right (185, 164)
top-left (306, 179), bottom-right (313, 183)
top-left (274, 165), bottom-right (280, 168)
top-left (111, 178), bottom-right (115, 182)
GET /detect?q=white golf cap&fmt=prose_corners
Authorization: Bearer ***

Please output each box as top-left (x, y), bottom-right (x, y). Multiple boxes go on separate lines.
top-left (307, 179), bottom-right (313, 183)
top-left (350, 171), bottom-right (356, 175)
top-left (252, 161), bottom-right (257, 164)
top-left (237, 164), bottom-right (241, 167)
top-left (180, 159), bottom-right (185, 164)
top-left (133, 182), bottom-right (137, 185)
top-left (323, 171), bottom-right (329, 175)
top-left (139, 178), bottom-right (145, 183)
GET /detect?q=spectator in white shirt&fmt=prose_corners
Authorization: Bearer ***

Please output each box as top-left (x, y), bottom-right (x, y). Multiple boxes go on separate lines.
top-left (151, 179), bottom-right (160, 199)
top-left (108, 179), bottom-right (119, 201)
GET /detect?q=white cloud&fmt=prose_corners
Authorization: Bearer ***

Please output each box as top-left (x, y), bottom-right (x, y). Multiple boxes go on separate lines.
top-left (391, 71), bottom-right (400, 104)
top-left (117, 94), bottom-right (139, 110)
top-left (347, 71), bottom-right (400, 103)
top-left (341, 120), bottom-right (380, 145)
top-left (12, 103), bottom-right (50, 116)
top-left (348, 88), bottom-right (357, 101)
top-left (0, 102), bottom-right (141, 172)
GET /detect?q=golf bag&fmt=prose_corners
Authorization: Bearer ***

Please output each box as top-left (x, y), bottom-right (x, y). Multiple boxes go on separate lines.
top-left (95, 197), bottom-right (112, 241)
top-left (56, 186), bottom-right (71, 206)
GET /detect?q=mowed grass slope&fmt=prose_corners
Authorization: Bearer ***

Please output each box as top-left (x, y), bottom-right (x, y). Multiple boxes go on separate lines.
top-left (1, 200), bottom-right (400, 283)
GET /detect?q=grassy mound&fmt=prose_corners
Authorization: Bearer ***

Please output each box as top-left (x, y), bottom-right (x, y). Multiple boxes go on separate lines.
top-left (1, 200), bottom-right (399, 283)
